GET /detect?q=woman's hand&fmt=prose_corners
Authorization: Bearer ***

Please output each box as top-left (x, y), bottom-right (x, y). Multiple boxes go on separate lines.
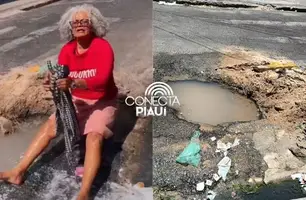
top-left (56, 78), bottom-right (73, 91)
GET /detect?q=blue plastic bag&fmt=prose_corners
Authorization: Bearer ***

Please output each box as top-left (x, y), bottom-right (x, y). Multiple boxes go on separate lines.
top-left (176, 131), bottom-right (201, 167)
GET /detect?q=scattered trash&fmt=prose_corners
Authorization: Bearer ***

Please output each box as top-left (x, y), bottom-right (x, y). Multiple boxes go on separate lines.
top-left (202, 143), bottom-right (210, 151)
top-left (232, 138), bottom-right (240, 148)
top-left (217, 156), bottom-right (231, 181)
top-left (196, 182), bottom-right (205, 191)
top-left (213, 173), bottom-right (221, 181)
top-left (206, 179), bottom-right (213, 186)
top-left (158, 1), bottom-right (177, 5)
top-left (231, 191), bottom-right (237, 198)
top-left (216, 140), bottom-right (232, 152)
top-left (176, 131), bottom-right (201, 167)
top-left (211, 137), bottom-right (216, 141)
top-left (291, 173), bottom-right (306, 191)
top-left (28, 65), bottom-right (40, 73)
top-left (216, 138), bottom-right (240, 153)
top-left (235, 170), bottom-right (239, 175)
top-left (206, 190), bottom-right (217, 200)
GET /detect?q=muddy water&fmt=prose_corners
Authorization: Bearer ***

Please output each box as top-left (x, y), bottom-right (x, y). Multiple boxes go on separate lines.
top-left (168, 80), bottom-right (259, 125)
top-left (0, 115), bottom-right (153, 199)
top-left (0, 116), bottom-right (46, 171)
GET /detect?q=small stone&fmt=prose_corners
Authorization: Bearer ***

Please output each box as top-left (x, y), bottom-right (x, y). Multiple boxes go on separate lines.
top-left (263, 153), bottom-right (282, 169)
top-left (213, 173), bottom-right (221, 181)
top-left (199, 123), bottom-right (215, 133)
top-left (202, 143), bottom-right (211, 151)
top-left (276, 130), bottom-right (286, 140)
top-left (248, 178), bottom-right (255, 184)
top-left (289, 147), bottom-right (306, 157)
top-left (196, 182), bottom-right (205, 191)
top-left (205, 179), bottom-right (213, 186)
top-left (254, 177), bottom-right (263, 183)
top-left (274, 105), bottom-right (285, 111)
top-left (134, 182), bottom-right (145, 188)
top-left (0, 116), bottom-right (13, 136)
top-left (203, 160), bottom-right (213, 168)
top-left (231, 191), bottom-right (236, 198)
top-left (211, 137), bottom-right (216, 141)
top-left (266, 71), bottom-right (279, 80)
top-left (297, 140), bottom-right (306, 149)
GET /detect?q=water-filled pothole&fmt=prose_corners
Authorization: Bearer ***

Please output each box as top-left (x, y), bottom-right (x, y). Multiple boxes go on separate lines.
top-left (168, 80), bottom-right (259, 125)
top-left (0, 116), bottom-right (46, 171)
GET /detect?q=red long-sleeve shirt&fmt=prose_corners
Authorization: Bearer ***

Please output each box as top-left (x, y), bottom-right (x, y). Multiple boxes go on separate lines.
top-left (58, 37), bottom-right (118, 100)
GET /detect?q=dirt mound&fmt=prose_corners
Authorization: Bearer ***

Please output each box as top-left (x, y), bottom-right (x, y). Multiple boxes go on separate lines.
top-left (217, 47), bottom-right (306, 131)
top-left (0, 65), bottom-right (152, 123)
top-left (0, 67), bottom-right (51, 122)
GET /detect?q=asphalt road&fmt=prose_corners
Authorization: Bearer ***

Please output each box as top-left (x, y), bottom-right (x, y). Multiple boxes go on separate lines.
top-left (0, 0), bottom-right (152, 72)
top-left (154, 3), bottom-right (306, 68)
top-left (153, 3), bottom-right (306, 199)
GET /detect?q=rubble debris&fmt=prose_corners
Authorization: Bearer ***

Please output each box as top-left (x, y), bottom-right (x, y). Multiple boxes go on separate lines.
top-left (0, 116), bottom-right (13, 136)
top-left (254, 177), bottom-right (263, 184)
top-left (232, 138), bottom-right (240, 147)
top-left (217, 156), bottom-right (232, 181)
top-left (211, 136), bottom-right (216, 141)
top-left (248, 178), bottom-right (255, 184)
top-left (231, 191), bottom-right (236, 198)
top-left (176, 131), bottom-right (201, 167)
top-left (216, 137), bottom-right (240, 153)
top-left (216, 140), bottom-right (232, 152)
top-left (291, 173), bottom-right (306, 191)
top-left (196, 182), bottom-right (205, 191)
top-left (206, 179), bottom-right (213, 186)
top-left (202, 143), bottom-right (210, 151)
top-left (206, 190), bottom-right (216, 200)
top-left (213, 173), bottom-right (221, 181)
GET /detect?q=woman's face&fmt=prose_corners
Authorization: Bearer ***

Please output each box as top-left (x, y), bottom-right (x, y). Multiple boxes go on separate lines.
top-left (70, 11), bottom-right (91, 39)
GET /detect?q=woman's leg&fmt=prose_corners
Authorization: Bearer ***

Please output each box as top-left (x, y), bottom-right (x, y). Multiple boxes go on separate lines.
top-left (77, 132), bottom-right (103, 200)
top-left (0, 117), bottom-right (56, 185)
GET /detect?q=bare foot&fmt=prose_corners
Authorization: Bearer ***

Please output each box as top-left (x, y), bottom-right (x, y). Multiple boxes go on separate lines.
top-left (0, 170), bottom-right (24, 185)
top-left (76, 193), bottom-right (89, 200)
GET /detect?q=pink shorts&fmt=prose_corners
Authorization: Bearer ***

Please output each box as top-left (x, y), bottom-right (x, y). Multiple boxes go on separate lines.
top-left (49, 96), bottom-right (118, 139)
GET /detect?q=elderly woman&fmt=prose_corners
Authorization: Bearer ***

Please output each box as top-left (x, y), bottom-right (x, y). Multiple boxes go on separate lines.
top-left (0, 4), bottom-right (118, 200)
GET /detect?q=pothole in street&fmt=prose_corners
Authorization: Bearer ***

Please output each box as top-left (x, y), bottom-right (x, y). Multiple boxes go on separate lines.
top-left (168, 80), bottom-right (260, 125)
top-left (0, 115), bottom-right (47, 171)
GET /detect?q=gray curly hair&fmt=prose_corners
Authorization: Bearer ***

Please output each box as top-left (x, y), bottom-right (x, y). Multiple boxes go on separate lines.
top-left (58, 4), bottom-right (109, 41)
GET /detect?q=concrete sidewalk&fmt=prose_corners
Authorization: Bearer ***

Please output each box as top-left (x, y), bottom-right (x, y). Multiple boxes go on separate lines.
top-left (0, 0), bottom-right (61, 19)
top-left (156, 0), bottom-right (306, 9)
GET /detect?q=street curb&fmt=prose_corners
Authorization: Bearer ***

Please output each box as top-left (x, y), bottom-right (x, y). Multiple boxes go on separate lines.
top-left (153, 0), bottom-right (306, 11)
top-left (0, 0), bottom-right (61, 19)
top-left (21, 0), bottom-right (61, 11)
top-left (153, 0), bottom-right (258, 8)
